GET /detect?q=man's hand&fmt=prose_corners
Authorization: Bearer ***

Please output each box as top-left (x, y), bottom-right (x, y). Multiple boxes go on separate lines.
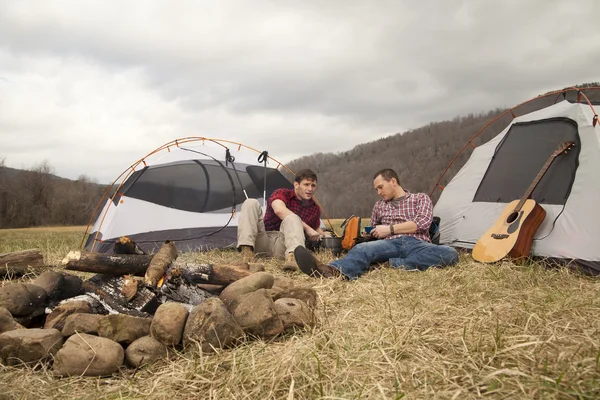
top-left (371, 225), bottom-right (392, 239)
top-left (306, 227), bottom-right (322, 241)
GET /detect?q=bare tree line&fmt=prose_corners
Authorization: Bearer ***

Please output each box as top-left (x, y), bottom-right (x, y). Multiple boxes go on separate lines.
top-left (0, 159), bottom-right (106, 228)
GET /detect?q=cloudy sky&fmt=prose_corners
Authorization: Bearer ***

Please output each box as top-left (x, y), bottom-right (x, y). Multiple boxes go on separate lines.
top-left (0, 0), bottom-right (598, 183)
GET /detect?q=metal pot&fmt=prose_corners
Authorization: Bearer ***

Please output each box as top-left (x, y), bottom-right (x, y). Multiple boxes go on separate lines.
top-left (322, 236), bottom-right (342, 256)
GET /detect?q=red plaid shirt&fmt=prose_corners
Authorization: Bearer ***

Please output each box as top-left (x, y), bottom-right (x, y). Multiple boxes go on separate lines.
top-left (264, 188), bottom-right (321, 232)
top-left (370, 191), bottom-right (433, 242)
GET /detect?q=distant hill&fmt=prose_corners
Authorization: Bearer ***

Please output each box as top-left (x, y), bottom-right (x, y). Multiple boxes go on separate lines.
top-left (287, 84), bottom-right (600, 219)
top-left (0, 162), bottom-right (107, 229)
top-left (2, 84), bottom-right (597, 228)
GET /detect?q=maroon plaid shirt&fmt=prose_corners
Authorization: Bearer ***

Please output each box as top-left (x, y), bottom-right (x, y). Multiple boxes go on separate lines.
top-left (264, 188), bottom-right (321, 231)
top-left (370, 191), bottom-right (433, 242)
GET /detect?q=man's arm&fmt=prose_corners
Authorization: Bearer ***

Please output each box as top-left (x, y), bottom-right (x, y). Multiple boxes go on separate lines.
top-left (372, 195), bottom-right (432, 239)
top-left (372, 220), bottom-right (417, 238)
top-left (271, 199), bottom-right (293, 220)
top-left (303, 221), bottom-right (322, 240)
top-left (272, 199), bottom-right (321, 239)
top-left (412, 194), bottom-right (434, 231)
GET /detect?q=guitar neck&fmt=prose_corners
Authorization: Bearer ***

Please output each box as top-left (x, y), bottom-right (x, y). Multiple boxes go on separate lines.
top-left (514, 153), bottom-right (559, 212)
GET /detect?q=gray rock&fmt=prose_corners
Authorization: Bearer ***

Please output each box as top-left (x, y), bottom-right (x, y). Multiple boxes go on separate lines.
top-left (266, 286), bottom-right (285, 301)
top-left (98, 314), bottom-right (152, 345)
top-left (0, 328), bottom-right (63, 366)
top-left (219, 272), bottom-right (274, 311)
top-left (0, 306), bottom-right (24, 333)
top-left (273, 287), bottom-right (318, 309)
top-left (12, 307), bottom-right (47, 328)
top-left (151, 302), bottom-right (189, 346)
top-left (53, 333), bottom-right (124, 377)
top-left (125, 336), bottom-right (168, 368)
top-left (44, 301), bottom-right (92, 331)
top-left (62, 313), bottom-right (104, 337)
top-left (274, 298), bottom-right (315, 332)
top-left (232, 289), bottom-right (283, 338)
top-left (57, 274), bottom-right (84, 300)
top-left (32, 271), bottom-right (65, 301)
top-left (0, 283), bottom-right (48, 316)
top-left (272, 275), bottom-right (296, 291)
top-left (183, 298), bottom-right (244, 353)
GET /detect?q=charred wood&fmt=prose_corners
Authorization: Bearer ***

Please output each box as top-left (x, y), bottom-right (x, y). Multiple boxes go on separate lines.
top-left (159, 269), bottom-right (215, 306)
top-left (83, 275), bottom-right (160, 317)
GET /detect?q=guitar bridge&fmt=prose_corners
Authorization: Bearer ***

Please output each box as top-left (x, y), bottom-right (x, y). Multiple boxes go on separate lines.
top-left (491, 233), bottom-right (510, 240)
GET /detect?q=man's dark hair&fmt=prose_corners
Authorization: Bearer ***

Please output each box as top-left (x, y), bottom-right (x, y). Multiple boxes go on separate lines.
top-left (295, 169), bottom-right (318, 183)
top-left (373, 168), bottom-right (399, 183)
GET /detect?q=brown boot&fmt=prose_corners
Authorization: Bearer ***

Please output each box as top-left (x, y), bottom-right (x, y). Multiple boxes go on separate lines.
top-left (282, 252), bottom-right (300, 272)
top-left (239, 245), bottom-right (254, 263)
top-left (294, 246), bottom-right (343, 279)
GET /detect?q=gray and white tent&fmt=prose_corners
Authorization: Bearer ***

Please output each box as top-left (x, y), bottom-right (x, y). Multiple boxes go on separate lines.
top-left (84, 138), bottom-right (298, 254)
top-left (433, 88), bottom-right (600, 274)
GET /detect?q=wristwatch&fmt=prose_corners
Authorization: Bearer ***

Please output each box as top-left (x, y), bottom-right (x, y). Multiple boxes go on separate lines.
top-left (389, 223), bottom-right (395, 235)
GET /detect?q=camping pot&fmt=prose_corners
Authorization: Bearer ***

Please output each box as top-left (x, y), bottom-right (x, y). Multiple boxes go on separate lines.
top-left (322, 236), bottom-right (342, 257)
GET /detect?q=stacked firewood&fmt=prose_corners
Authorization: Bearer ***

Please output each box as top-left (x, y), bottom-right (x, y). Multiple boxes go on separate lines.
top-left (0, 239), bottom-right (317, 377)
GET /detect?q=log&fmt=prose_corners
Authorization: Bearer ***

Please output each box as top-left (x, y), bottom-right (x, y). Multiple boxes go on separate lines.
top-left (62, 251), bottom-right (249, 286)
top-left (0, 249), bottom-right (45, 276)
top-left (144, 241), bottom-right (178, 288)
top-left (196, 284), bottom-right (225, 295)
top-left (114, 236), bottom-right (147, 255)
top-left (174, 262), bottom-right (252, 286)
top-left (62, 250), bottom-right (153, 276)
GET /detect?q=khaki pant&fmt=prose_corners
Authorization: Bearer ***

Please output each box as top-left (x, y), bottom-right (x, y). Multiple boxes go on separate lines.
top-left (237, 198), bottom-right (306, 259)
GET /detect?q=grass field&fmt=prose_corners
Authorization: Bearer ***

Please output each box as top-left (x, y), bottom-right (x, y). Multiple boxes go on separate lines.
top-left (1, 226), bottom-right (600, 399)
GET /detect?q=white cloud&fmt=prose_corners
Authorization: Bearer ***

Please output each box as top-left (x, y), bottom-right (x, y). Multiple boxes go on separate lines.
top-left (0, 0), bottom-right (598, 182)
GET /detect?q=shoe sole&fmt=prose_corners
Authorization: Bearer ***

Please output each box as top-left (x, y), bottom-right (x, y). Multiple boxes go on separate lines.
top-left (293, 247), bottom-right (323, 278)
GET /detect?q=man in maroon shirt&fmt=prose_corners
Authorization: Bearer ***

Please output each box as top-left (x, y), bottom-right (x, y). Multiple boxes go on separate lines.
top-left (237, 169), bottom-right (328, 271)
top-left (294, 168), bottom-right (458, 279)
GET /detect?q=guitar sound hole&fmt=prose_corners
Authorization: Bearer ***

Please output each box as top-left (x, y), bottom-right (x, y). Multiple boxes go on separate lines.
top-left (506, 212), bottom-right (519, 224)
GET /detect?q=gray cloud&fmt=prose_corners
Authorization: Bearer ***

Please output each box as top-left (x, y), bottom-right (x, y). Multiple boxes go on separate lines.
top-left (0, 0), bottom-right (597, 182)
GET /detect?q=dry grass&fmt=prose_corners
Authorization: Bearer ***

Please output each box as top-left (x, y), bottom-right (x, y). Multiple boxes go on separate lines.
top-left (1, 228), bottom-right (600, 399)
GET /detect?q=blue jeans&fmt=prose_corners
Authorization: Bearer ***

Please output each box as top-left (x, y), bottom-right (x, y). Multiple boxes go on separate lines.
top-left (330, 236), bottom-right (459, 280)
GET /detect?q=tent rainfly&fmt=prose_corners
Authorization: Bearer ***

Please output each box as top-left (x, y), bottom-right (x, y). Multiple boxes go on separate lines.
top-left (83, 138), bottom-right (305, 254)
top-left (432, 87), bottom-right (600, 274)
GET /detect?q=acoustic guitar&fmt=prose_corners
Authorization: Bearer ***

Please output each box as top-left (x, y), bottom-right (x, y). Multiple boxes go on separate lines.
top-left (472, 141), bottom-right (575, 263)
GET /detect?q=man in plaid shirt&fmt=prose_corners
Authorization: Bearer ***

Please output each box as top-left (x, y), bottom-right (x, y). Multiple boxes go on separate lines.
top-left (237, 169), bottom-right (329, 272)
top-left (295, 168), bottom-right (458, 279)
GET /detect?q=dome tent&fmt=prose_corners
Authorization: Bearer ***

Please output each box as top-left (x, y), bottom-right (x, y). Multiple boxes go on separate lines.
top-left (431, 87), bottom-right (600, 274)
top-left (83, 137), bottom-right (319, 254)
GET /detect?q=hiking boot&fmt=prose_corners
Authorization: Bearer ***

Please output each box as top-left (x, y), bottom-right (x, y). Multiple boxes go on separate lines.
top-left (239, 245), bottom-right (254, 262)
top-left (282, 252), bottom-right (300, 272)
top-left (294, 246), bottom-right (343, 279)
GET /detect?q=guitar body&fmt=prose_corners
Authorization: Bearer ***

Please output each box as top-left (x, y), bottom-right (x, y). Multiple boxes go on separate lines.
top-left (472, 199), bottom-right (547, 263)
